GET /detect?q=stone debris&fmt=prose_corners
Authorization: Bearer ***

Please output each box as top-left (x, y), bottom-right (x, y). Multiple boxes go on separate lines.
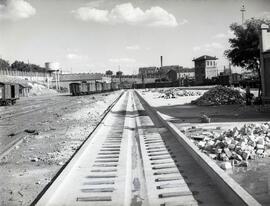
top-left (58, 161), bottom-right (64, 166)
top-left (220, 162), bottom-right (232, 170)
top-left (200, 115), bottom-right (211, 123)
top-left (189, 123), bottom-right (270, 169)
top-left (191, 85), bottom-right (245, 106)
top-left (158, 88), bottom-right (202, 99)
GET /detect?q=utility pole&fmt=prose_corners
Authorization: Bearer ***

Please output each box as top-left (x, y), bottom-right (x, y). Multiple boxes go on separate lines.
top-left (240, 1), bottom-right (246, 24)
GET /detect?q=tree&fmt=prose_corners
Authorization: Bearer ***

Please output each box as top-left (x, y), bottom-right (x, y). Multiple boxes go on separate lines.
top-left (224, 18), bottom-right (270, 97)
top-left (11, 60), bottom-right (46, 72)
top-left (116, 71), bottom-right (123, 76)
top-left (0, 58), bottom-right (10, 70)
top-left (11, 61), bottom-right (29, 71)
top-left (105, 70), bottom-right (113, 75)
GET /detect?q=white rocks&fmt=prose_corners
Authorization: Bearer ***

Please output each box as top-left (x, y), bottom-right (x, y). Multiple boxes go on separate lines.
top-left (256, 144), bottom-right (265, 150)
top-left (224, 148), bottom-right (232, 158)
top-left (256, 149), bottom-right (264, 154)
top-left (197, 141), bottom-right (206, 148)
top-left (220, 162), bottom-right (232, 170)
top-left (228, 144), bottom-right (236, 150)
top-left (191, 122), bottom-right (270, 168)
top-left (242, 151), bottom-right (250, 160)
top-left (58, 161), bottom-right (64, 166)
top-left (209, 154), bottom-right (217, 159)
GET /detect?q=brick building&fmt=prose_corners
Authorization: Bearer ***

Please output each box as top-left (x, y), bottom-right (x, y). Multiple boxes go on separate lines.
top-left (138, 67), bottom-right (158, 78)
top-left (193, 55), bottom-right (218, 85)
top-left (166, 68), bottom-right (195, 82)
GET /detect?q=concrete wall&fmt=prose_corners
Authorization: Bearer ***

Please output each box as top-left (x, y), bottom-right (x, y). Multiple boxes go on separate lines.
top-left (0, 70), bottom-right (53, 88)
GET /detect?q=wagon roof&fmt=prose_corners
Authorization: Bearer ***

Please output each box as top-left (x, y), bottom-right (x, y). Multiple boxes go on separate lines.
top-left (58, 73), bottom-right (104, 81)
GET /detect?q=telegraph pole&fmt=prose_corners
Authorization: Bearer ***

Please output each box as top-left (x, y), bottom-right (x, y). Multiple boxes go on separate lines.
top-left (240, 1), bottom-right (246, 24)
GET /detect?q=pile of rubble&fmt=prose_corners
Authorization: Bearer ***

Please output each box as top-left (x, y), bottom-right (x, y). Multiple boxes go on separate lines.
top-left (158, 88), bottom-right (202, 99)
top-left (159, 90), bottom-right (176, 99)
top-left (176, 90), bottom-right (202, 97)
top-left (191, 86), bottom-right (245, 105)
top-left (190, 123), bottom-right (270, 169)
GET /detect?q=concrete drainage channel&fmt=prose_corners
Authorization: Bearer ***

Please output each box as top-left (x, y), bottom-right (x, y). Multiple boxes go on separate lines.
top-left (32, 90), bottom-right (261, 206)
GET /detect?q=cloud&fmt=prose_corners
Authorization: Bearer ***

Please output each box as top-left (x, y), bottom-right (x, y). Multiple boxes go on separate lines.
top-left (126, 45), bottom-right (140, 50)
top-left (109, 58), bottom-right (136, 63)
top-left (192, 46), bottom-right (201, 51)
top-left (193, 42), bottom-right (223, 52)
top-left (66, 53), bottom-right (88, 60)
top-left (85, 0), bottom-right (105, 8)
top-left (0, 0), bottom-right (36, 21)
top-left (257, 11), bottom-right (270, 19)
top-left (204, 42), bottom-right (223, 49)
top-left (73, 3), bottom-right (181, 27)
top-left (74, 7), bottom-right (109, 22)
top-left (179, 19), bottom-right (188, 25)
top-left (213, 30), bottom-right (234, 39)
top-left (213, 33), bottom-right (227, 39)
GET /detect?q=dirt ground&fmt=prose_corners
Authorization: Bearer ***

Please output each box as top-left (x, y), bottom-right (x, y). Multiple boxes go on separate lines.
top-left (0, 91), bottom-right (121, 206)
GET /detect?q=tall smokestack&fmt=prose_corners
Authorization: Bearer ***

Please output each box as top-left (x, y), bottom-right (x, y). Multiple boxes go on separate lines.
top-left (160, 56), bottom-right (163, 67)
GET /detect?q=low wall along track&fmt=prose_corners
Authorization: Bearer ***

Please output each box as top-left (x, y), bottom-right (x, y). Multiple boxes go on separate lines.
top-left (32, 90), bottom-right (261, 206)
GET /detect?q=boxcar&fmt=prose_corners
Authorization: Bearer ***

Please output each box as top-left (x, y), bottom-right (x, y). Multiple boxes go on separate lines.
top-left (102, 82), bottom-right (110, 92)
top-left (69, 81), bottom-right (119, 96)
top-left (0, 82), bottom-right (20, 105)
top-left (80, 82), bottom-right (89, 94)
top-left (96, 82), bottom-right (103, 92)
top-left (69, 83), bottom-right (81, 96)
top-left (89, 82), bottom-right (96, 93)
top-left (111, 82), bottom-right (119, 90)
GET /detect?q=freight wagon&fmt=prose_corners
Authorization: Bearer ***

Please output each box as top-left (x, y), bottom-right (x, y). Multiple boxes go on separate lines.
top-left (69, 81), bottom-right (118, 96)
top-left (0, 82), bottom-right (20, 105)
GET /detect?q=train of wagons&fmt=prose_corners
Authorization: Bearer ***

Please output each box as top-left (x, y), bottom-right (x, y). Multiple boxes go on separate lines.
top-left (69, 81), bottom-right (119, 96)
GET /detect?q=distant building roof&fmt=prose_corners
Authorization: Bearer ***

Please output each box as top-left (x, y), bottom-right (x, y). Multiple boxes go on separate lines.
top-left (181, 68), bottom-right (195, 72)
top-left (159, 65), bottom-right (183, 73)
top-left (193, 55), bottom-right (218, 61)
top-left (59, 73), bottom-right (104, 81)
top-left (166, 68), bottom-right (195, 74)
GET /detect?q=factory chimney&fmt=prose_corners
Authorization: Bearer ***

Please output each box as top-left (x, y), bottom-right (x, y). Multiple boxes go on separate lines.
top-left (160, 56), bottom-right (163, 67)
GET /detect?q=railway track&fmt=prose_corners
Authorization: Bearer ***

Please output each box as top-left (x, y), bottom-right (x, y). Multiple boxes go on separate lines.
top-left (0, 97), bottom-right (75, 120)
top-left (32, 90), bottom-right (261, 206)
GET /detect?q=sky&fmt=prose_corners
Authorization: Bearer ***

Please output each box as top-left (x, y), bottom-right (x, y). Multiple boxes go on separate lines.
top-left (0, 0), bottom-right (270, 74)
